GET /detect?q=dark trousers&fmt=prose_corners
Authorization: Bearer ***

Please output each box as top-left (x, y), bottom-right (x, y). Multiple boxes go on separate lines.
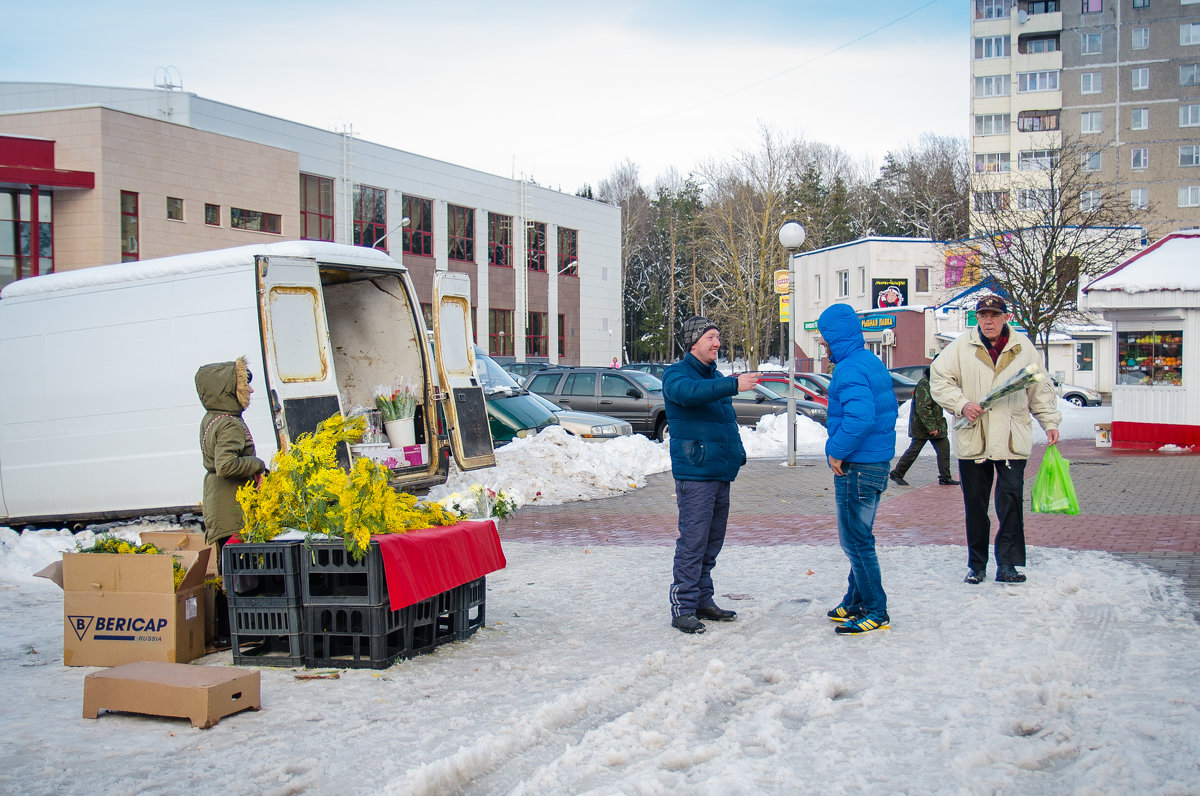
top-left (959, 458), bottom-right (1028, 572)
top-left (670, 480), bottom-right (730, 617)
top-left (892, 436), bottom-right (952, 481)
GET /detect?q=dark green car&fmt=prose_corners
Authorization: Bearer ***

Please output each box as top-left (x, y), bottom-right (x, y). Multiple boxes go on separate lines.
top-left (472, 347), bottom-right (559, 444)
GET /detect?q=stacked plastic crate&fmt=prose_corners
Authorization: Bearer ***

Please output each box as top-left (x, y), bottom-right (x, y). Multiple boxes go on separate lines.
top-left (222, 541), bottom-right (305, 667)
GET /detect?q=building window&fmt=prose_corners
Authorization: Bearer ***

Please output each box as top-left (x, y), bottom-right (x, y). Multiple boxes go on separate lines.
top-left (421, 302), bottom-right (433, 330)
top-left (1019, 149), bottom-right (1059, 170)
top-left (526, 221), bottom-right (547, 272)
top-left (1179, 186), bottom-right (1200, 207)
top-left (1132, 27), bottom-right (1149, 49)
top-left (1080, 190), bottom-right (1102, 211)
top-left (1081, 111), bottom-right (1103, 133)
top-left (858, 267), bottom-right (867, 295)
top-left (447, 204), bottom-right (475, 262)
top-left (836, 270), bottom-right (849, 298)
top-left (558, 314), bottom-right (566, 358)
top-left (205, 203), bottom-right (220, 226)
top-left (488, 308), bottom-right (514, 356)
top-left (1181, 145), bottom-right (1200, 166)
top-left (915, 267), bottom-right (930, 293)
top-left (1130, 188), bottom-right (1148, 209)
top-left (974, 114), bottom-right (1011, 136)
top-left (1020, 34), bottom-right (1060, 54)
top-left (975, 0), bottom-right (1011, 18)
top-left (300, 174), bottom-right (333, 242)
top-left (974, 190), bottom-right (1010, 212)
top-left (121, 190), bottom-right (139, 262)
top-left (1132, 67), bottom-right (1149, 90)
top-left (352, 184), bottom-right (386, 250)
top-left (0, 190), bottom-right (53, 284)
top-left (1132, 0), bottom-right (1148, 6)
top-left (166, 197), bottom-right (183, 221)
top-left (1181, 104), bottom-right (1200, 127)
top-left (1131, 147), bottom-right (1149, 169)
top-left (1182, 64), bottom-right (1200, 86)
top-left (488, 213), bottom-right (512, 267)
top-left (974, 36), bottom-right (1011, 59)
top-left (1131, 107), bottom-right (1149, 130)
top-left (527, 312), bottom-right (548, 357)
top-left (1018, 109), bottom-right (1060, 132)
top-left (1083, 151), bottom-right (1102, 171)
top-left (1118, 330), bottom-right (1183, 386)
top-left (402, 195), bottom-right (433, 256)
top-left (1018, 70), bottom-right (1060, 92)
top-left (1081, 32), bottom-right (1102, 53)
top-left (975, 152), bottom-right (1011, 172)
top-left (1081, 72), bottom-right (1102, 94)
top-left (231, 207), bottom-right (282, 234)
top-left (1075, 342), bottom-right (1094, 373)
top-left (812, 274), bottom-right (821, 302)
top-left (974, 75), bottom-right (1011, 97)
top-left (1018, 188), bottom-right (1056, 210)
top-left (1182, 23), bottom-right (1200, 46)
top-left (1082, 0), bottom-right (1102, 12)
top-left (557, 227), bottom-right (579, 276)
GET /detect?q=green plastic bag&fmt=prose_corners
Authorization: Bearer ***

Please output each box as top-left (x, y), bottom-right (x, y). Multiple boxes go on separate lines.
top-left (1031, 444), bottom-right (1080, 515)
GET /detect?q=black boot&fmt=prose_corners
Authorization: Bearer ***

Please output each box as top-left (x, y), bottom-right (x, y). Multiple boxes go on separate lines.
top-left (996, 564), bottom-right (1027, 583)
top-left (671, 614), bottom-right (706, 634)
top-left (696, 603), bottom-right (737, 622)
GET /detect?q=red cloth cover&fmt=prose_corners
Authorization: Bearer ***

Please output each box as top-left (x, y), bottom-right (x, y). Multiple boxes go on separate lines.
top-left (376, 520), bottom-right (506, 609)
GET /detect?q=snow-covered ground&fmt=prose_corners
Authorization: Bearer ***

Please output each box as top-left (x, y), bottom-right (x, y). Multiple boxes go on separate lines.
top-left (6, 400), bottom-right (1198, 794)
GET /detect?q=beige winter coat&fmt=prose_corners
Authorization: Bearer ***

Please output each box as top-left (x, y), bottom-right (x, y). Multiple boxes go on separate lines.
top-left (196, 357), bottom-right (266, 545)
top-left (929, 327), bottom-right (1060, 461)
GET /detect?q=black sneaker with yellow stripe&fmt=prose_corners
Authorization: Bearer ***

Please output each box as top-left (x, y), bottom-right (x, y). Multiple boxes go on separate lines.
top-left (834, 613), bottom-right (890, 635)
top-left (827, 604), bottom-right (863, 623)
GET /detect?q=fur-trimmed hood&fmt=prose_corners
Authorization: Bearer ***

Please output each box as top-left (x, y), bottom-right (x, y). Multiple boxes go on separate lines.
top-left (195, 356), bottom-right (252, 413)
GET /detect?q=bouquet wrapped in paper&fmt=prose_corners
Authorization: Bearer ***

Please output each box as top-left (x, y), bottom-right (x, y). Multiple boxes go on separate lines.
top-left (954, 364), bottom-right (1044, 430)
top-left (374, 381), bottom-right (417, 421)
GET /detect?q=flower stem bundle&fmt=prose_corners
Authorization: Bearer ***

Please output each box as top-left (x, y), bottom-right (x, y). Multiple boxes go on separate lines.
top-left (954, 364), bottom-right (1044, 430)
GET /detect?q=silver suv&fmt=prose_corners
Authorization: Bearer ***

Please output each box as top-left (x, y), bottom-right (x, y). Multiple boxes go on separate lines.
top-left (524, 367), bottom-right (669, 441)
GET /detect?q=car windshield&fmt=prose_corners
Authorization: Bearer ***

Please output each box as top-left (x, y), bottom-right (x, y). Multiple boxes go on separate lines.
top-left (472, 348), bottom-right (526, 397)
top-left (529, 390), bottom-right (564, 414)
top-left (625, 370), bottom-right (662, 391)
top-left (757, 382), bottom-right (788, 400)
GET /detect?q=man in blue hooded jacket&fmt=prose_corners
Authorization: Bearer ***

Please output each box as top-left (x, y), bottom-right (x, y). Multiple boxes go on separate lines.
top-left (817, 303), bottom-right (898, 635)
top-left (662, 316), bottom-right (758, 634)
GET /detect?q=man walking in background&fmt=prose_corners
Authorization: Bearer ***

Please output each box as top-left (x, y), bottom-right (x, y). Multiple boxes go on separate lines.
top-left (930, 295), bottom-right (1060, 585)
top-left (662, 316), bottom-right (758, 635)
top-left (890, 367), bottom-right (958, 487)
top-left (817, 303), bottom-right (898, 635)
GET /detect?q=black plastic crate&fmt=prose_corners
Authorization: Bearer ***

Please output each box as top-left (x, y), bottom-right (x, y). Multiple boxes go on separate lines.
top-left (222, 541), bottom-right (302, 600)
top-left (230, 599), bottom-right (305, 668)
top-left (300, 540), bottom-right (387, 605)
top-left (447, 577), bottom-right (486, 641)
top-left (303, 603), bottom-right (411, 669)
top-left (407, 593), bottom-right (457, 655)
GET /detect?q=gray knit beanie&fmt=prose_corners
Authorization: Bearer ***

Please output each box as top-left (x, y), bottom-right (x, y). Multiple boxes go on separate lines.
top-left (679, 316), bottom-right (718, 353)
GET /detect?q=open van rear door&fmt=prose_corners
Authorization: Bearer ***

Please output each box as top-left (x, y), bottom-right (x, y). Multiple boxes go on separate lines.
top-left (432, 272), bottom-right (495, 470)
top-left (255, 254), bottom-right (347, 464)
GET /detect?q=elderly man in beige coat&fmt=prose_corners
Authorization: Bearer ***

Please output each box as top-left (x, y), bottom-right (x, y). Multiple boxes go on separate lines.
top-left (930, 296), bottom-right (1060, 585)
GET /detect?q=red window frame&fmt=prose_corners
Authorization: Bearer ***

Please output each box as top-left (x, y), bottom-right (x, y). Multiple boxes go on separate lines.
top-left (527, 312), bottom-right (548, 357)
top-left (301, 173), bottom-right (334, 242)
top-left (557, 227), bottom-right (578, 276)
top-left (527, 221), bottom-right (547, 272)
top-left (448, 204), bottom-right (475, 262)
top-left (353, 184), bottom-right (387, 250)
top-left (121, 190), bottom-right (138, 262)
top-left (489, 308), bottom-right (514, 356)
top-left (231, 208), bottom-right (282, 234)
top-left (403, 195), bottom-right (433, 256)
top-left (558, 313), bottom-right (566, 358)
top-left (488, 213), bottom-right (512, 267)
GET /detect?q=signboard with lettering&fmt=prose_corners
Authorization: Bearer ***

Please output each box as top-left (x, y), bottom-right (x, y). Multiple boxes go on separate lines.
top-left (860, 314), bottom-right (896, 330)
top-left (871, 278), bottom-right (908, 309)
top-left (774, 269), bottom-right (790, 295)
top-left (779, 295), bottom-right (789, 322)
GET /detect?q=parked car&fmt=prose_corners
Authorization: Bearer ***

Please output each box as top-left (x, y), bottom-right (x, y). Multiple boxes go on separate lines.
top-left (527, 391), bottom-right (634, 440)
top-left (623, 362), bottom-right (670, 380)
top-left (888, 365), bottom-right (929, 383)
top-left (740, 384), bottom-right (828, 427)
top-left (1054, 379), bottom-right (1103, 407)
top-left (494, 359), bottom-right (549, 380)
top-left (743, 372), bottom-right (828, 406)
top-left (472, 348), bottom-right (559, 444)
top-left (795, 371), bottom-right (832, 397)
top-left (803, 369), bottom-right (915, 406)
top-left (525, 366), bottom-right (669, 441)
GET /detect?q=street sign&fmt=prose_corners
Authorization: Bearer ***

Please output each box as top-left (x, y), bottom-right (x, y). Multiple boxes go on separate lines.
top-left (774, 269), bottom-right (790, 294)
top-left (779, 295), bottom-right (789, 322)
top-left (803, 320), bottom-right (818, 331)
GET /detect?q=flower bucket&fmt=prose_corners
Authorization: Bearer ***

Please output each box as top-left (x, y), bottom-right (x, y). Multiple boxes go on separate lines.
top-left (384, 418), bottom-right (416, 448)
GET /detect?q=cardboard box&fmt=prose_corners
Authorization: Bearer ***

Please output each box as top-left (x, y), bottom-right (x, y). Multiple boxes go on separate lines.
top-left (36, 547), bottom-right (210, 667)
top-left (83, 661), bottom-right (260, 729)
top-left (139, 531), bottom-right (220, 576)
top-left (1095, 422), bottom-right (1113, 448)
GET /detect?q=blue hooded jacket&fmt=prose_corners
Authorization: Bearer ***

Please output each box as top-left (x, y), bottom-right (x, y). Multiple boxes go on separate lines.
top-left (662, 353), bottom-right (745, 482)
top-left (817, 303), bottom-right (897, 464)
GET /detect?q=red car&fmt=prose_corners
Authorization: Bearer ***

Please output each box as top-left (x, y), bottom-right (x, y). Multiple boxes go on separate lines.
top-left (744, 373), bottom-right (828, 407)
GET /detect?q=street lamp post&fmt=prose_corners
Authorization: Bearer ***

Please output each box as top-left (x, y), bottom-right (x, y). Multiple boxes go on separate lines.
top-left (777, 220), bottom-right (806, 466)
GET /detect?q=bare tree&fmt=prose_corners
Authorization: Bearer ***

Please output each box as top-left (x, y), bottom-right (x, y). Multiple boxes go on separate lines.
top-left (873, 133), bottom-right (970, 240)
top-left (597, 161), bottom-right (652, 363)
top-left (954, 135), bottom-right (1147, 365)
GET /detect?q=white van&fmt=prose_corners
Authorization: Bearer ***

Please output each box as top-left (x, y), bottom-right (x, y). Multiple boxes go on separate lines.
top-left (0, 241), bottom-right (495, 527)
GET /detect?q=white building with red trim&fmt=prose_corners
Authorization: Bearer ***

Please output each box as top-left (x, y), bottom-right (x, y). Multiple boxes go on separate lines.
top-left (1084, 230), bottom-right (1200, 450)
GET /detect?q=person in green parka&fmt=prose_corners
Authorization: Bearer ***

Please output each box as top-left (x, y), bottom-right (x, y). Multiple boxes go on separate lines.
top-left (195, 356), bottom-right (266, 547)
top-left (889, 367), bottom-right (959, 487)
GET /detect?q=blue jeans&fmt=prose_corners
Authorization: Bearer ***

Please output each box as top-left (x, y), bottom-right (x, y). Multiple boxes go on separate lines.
top-left (834, 461), bottom-right (889, 618)
top-left (670, 480), bottom-right (730, 617)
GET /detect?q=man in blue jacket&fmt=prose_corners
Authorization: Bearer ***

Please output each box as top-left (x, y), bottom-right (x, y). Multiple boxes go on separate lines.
top-left (662, 316), bottom-right (758, 634)
top-left (817, 303), bottom-right (898, 635)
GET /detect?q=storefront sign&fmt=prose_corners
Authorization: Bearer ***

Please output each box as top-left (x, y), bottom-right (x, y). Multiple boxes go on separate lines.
top-left (872, 278), bottom-right (908, 309)
top-left (774, 269), bottom-right (790, 294)
top-left (803, 320), bottom-right (818, 331)
top-left (779, 295), bottom-right (789, 322)
top-left (860, 314), bottom-right (896, 330)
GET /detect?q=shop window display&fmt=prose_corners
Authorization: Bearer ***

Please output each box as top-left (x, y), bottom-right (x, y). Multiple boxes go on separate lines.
top-left (1117, 331), bottom-right (1183, 385)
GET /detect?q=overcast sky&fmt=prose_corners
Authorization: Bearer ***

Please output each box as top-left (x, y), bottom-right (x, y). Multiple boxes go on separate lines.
top-left (3, 0), bottom-right (966, 193)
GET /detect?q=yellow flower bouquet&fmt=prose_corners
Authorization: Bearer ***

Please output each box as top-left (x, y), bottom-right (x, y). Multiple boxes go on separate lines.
top-left (236, 413), bottom-right (458, 561)
top-left (80, 535), bottom-right (188, 590)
